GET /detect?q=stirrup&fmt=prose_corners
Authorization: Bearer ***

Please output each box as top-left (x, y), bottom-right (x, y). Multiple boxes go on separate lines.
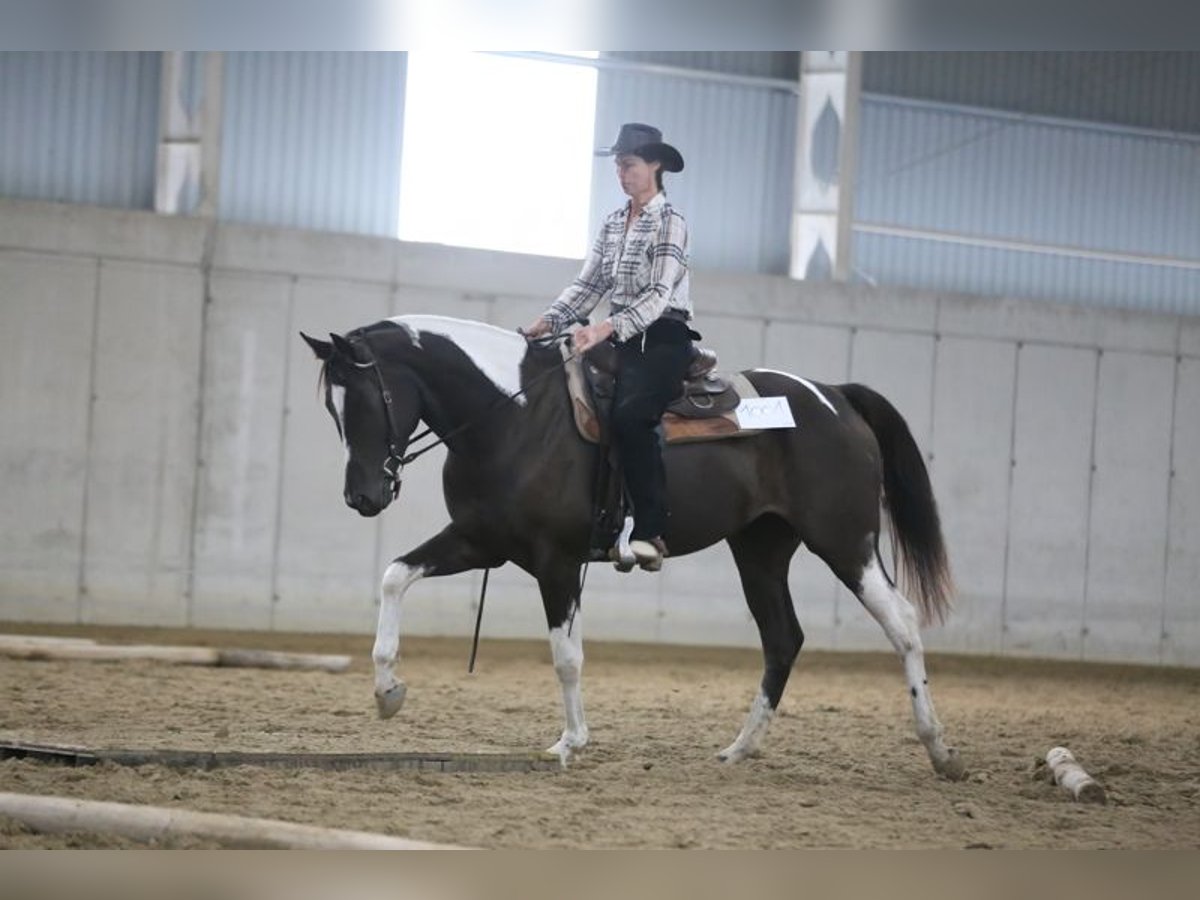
top-left (609, 516), bottom-right (636, 572)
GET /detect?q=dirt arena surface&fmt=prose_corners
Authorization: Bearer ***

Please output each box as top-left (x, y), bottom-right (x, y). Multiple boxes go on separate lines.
top-left (1, 623), bottom-right (1198, 849)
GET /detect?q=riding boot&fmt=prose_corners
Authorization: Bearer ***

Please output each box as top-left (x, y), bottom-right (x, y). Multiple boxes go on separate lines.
top-left (629, 537), bottom-right (669, 572)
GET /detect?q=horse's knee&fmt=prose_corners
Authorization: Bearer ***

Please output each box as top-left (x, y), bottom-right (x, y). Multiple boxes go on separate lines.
top-left (381, 560), bottom-right (423, 602)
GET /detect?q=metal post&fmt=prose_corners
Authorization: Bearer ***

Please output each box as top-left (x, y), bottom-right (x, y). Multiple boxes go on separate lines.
top-left (789, 51), bottom-right (862, 282)
top-left (155, 52), bottom-right (223, 217)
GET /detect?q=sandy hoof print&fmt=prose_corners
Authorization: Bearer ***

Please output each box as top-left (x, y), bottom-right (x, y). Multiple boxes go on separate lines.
top-left (375, 683), bottom-right (408, 719)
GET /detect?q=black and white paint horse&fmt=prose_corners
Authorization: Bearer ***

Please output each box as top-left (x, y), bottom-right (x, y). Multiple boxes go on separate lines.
top-left (302, 315), bottom-right (964, 779)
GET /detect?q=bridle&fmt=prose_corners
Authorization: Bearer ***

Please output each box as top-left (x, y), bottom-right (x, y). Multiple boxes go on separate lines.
top-left (343, 345), bottom-right (410, 499)
top-left (340, 331), bottom-right (577, 500)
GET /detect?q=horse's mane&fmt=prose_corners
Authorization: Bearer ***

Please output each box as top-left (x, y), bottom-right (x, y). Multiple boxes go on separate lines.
top-left (388, 314), bottom-right (527, 348)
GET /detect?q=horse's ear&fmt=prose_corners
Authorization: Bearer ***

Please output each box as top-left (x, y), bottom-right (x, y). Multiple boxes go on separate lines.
top-left (329, 332), bottom-right (356, 359)
top-left (300, 331), bottom-right (332, 360)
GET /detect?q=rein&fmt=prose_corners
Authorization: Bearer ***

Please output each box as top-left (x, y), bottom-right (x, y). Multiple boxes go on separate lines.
top-left (347, 332), bottom-right (576, 497)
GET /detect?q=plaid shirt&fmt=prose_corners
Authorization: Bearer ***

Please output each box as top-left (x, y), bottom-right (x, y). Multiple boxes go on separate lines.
top-left (544, 192), bottom-right (691, 342)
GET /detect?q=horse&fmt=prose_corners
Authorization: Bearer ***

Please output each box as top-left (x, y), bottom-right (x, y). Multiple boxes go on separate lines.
top-left (301, 314), bottom-right (965, 779)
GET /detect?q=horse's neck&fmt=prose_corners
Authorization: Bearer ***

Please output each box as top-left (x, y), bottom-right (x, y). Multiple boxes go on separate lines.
top-left (379, 323), bottom-right (553, 456)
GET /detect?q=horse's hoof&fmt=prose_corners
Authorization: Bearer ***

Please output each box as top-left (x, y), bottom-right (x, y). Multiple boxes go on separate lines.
top-left (717, 744), bottom-right (747, 764)
top-left (375, 683), bottom-right (407, 720)
top-left (546, 744), bottom-right (571, 769)
top-left (935, 747), bottom-right (967, 781)
top-left (547, 734), bottom-right (587, 768)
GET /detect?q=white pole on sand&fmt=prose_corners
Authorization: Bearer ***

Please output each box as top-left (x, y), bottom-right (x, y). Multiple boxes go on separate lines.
top-left (0, 792), bottom-right (468, 849)
top-left (1045, 746), bottom-right (1107, 804)
top-left (0, 637), bottom-right (351, 672)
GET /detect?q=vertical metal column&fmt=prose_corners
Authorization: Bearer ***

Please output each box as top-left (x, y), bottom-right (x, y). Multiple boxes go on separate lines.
top-left (789, 51), bottom-right (862, 282)
top-left (155, 52), bottom-right (223, 217)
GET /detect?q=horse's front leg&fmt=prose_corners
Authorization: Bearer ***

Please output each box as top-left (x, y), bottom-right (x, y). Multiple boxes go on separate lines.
top-left (374, 525), bottom-right (497, 719)
top-left (537, 565), bottom-right (588, 766)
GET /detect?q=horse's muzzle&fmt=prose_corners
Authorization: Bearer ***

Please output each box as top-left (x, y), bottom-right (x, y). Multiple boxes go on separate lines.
top-left (345, 490), bottom-right (385, 517)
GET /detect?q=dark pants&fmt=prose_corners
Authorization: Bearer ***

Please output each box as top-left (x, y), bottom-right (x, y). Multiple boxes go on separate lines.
top-left (611, 318), bottom-right (692, 541)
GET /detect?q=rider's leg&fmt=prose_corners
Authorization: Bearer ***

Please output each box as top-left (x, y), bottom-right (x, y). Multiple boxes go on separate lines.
top-left (611, 319), bottom-right (691, 563)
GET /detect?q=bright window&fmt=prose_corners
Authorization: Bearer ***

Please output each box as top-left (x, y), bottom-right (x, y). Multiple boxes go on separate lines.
top-left (399, 52), bottom-right (598, 259)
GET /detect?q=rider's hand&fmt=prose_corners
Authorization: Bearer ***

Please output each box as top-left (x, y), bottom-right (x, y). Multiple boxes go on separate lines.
top-left (572, 320), bottom-right (615, 354)
top-left (522, 317), bottom-right (552, 340)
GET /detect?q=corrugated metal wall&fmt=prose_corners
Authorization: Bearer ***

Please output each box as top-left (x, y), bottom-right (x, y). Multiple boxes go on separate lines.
top-left (592, 67), bottom-right (796, 274)
top-left (219, 52), bottom-right (406, 237)
top-left (864, 52), bottom-right (1200, 134)
top-left (854, 94), bottom-right (1200, 314)
top-left (3, 51), bottom-right (1196, 311)
top-left (0, 52), bottom-right (160, 210)
top-left (854, 232), bottom-right (1200, 314)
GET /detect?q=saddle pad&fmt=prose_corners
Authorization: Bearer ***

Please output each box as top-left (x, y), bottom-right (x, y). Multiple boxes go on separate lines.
top-left (563, 348), bottom-right (762, 446)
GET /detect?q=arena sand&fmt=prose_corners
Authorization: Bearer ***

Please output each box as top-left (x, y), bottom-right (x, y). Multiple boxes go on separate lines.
top-left (1, 625), bottom-right (1197, 849)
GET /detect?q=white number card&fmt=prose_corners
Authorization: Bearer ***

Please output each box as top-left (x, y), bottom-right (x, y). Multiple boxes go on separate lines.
top-left (735, 396), bottom-right (796, 430)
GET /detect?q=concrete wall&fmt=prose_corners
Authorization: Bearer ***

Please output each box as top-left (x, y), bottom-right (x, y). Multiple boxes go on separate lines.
top-left (2, 198), bottom-right (1197, 666)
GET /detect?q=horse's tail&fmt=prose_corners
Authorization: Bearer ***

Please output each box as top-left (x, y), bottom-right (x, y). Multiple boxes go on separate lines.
top-left (838, 383), bottom-right (954, 625)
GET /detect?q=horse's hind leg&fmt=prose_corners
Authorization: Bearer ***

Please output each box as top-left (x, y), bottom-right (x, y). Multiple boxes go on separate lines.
top-left (845, 551), bottom-right (965, 780)
top-left (719, 515), bottom-right (803, 763)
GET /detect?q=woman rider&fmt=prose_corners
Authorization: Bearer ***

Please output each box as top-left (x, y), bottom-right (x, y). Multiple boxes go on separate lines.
top-left (524, 123), bottom-right (694, 572)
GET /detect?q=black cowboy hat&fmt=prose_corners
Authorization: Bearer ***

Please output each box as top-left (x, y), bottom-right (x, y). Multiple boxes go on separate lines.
top-left (595, 122), bottom-right (684, 173)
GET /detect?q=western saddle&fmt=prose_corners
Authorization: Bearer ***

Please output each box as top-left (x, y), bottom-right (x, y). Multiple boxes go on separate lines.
top-left (559, 338), bottom-right (760, 568)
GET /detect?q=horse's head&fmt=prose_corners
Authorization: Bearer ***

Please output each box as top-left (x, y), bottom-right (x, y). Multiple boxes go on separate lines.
top-left (302, 330), bottom-right (422, 517)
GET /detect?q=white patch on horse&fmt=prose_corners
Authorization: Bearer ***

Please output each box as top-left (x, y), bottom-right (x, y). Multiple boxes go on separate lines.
top-left (389, 314), bottom-right (527, 404)
top-left (372, 560), bottom-right (426, 719)
top-left (718, 689), bottom-right (774, 762)
top-left (752, 368), bottom-right (838, 416)
top-left (393, 320), bottom-right (422, 348)
top-left (546, 615), bottom-right (588, 765)
top-left (329, 384), bottom-right (349, 461)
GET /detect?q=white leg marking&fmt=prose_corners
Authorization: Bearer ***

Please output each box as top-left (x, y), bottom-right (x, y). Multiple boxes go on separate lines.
top-left (857, 556), bottom-right (962, 778)
top-left (373, 561), bottom-right (426, 718)
top-left (546, 613), bottom-right (588, 766)
top-left (718, 690), bottom-right (774, 763)
top-left (752, 368), bottom-right (838, 416)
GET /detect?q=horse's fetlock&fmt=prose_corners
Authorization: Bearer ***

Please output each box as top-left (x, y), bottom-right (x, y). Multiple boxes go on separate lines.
top-left (915, 719), bottom-right (942, 745)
